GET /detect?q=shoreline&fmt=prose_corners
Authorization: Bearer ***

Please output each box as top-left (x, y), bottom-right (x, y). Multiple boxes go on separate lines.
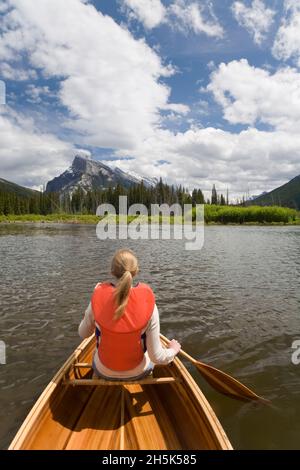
top-left (0, 214), bottom-right (299, 226)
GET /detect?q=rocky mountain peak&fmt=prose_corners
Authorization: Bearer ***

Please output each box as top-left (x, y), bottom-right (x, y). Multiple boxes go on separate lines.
top-left (46, 155), bottom-right (156, 195)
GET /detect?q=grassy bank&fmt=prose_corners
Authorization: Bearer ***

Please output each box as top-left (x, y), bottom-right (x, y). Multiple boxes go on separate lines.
top-left (0, 214), bottom-right (179, 224)
top-left (0, 205), bottom-right (299, 225)
top-left (194, 205), bottom-right (299, 225)
top-left (0, 213), bottom-right (102, 224)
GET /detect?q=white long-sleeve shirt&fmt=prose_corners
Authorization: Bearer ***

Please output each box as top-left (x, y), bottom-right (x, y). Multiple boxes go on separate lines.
top-left (78, 300), bottom-right (176, 379)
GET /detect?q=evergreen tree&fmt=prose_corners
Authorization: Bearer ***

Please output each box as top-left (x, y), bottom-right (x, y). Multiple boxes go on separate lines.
top-left (211, 184), bottom-right (218, 205)
top-left (220, 194), bottom-right (226, 206)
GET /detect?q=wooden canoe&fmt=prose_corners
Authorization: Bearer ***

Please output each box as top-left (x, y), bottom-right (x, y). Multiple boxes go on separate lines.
top-left (9, 335), bottom-right (233, 450)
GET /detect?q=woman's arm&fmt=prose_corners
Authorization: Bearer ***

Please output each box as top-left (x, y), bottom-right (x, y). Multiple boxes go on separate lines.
top-left (78, 302), bottom-right (95, 339)
top-left (145, 304), bottom-right (179, 364)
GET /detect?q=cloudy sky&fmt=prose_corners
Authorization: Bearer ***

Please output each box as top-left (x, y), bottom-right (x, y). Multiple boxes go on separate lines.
top-left (0, 0), bottom-right (300, 199)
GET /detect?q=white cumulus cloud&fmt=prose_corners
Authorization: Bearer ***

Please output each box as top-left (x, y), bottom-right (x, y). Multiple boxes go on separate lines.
top-left (207, 59), bottom-right (300, 132)
top-left (112, 58), bottom-right (300, 197)
top-left (0, 107), bottom-right (74, 188)
top-left (168, 0), bottom-right (224, 38)
top-left (0, 63), bottom-right (37, 81)
top-left (114, 126), bottom-right (300, 199)
top-left (123, 0), bottom-right (224, 38)
top-left (272, 0), bottom-right (300, 66)
top-left (123, 0), bottom-right (166, 29)
top-left (232, 0), bottom-right (275, 45)
top-left (25, 85), bottom-right (55, 104)
top-left (0, 0), bottom-right (186, 152)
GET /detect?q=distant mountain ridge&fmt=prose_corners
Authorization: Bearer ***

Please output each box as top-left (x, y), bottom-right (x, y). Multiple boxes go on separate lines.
top-left (251, 175), bottom-right (300, 210)
top-left (0, 178), bottom-right (38, 198)
top-left (46, 154), bottom-right (157, 194)
top-left (2, 161), bottom-right (299, 211)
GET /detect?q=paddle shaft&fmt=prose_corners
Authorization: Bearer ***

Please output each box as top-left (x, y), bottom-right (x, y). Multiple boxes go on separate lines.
top-left (160, 333), bottom-right (201, 364)
top-left (160, 335), bottom-right (200, 365)
top-left (160, 333), bottom-right (269, 404)
top-left (178, 346), bottom-right (202, 365)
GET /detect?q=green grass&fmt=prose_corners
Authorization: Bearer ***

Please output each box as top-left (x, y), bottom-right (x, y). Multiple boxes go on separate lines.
top-left (0, 213), bottom-right (149, 224)
top-left (193, 205), bottom-right (299, 225)
top-left (0, 213), bottom-right (102, 224)
top-left (0, 206), bottom-right (299, 225)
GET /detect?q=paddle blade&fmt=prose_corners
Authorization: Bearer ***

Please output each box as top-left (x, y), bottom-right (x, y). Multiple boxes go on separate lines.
top-left (195, 361), bottom-right (270, 404)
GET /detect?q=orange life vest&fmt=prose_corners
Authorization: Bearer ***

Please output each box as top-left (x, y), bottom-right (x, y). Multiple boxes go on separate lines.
top-left (91, 282), bottom-right (155, 371)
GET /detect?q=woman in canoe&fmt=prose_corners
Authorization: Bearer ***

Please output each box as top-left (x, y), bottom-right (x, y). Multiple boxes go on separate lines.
top-left (79, 248), bottom-right (181, 380)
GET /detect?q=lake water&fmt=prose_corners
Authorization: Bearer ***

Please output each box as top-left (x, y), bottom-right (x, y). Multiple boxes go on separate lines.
top-left (0, 223), bottom-right (299, 449)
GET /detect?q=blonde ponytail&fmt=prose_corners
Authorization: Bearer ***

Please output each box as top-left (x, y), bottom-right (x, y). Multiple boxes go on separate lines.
top-left (114, 270), bottom-right (132, 319)
top-left (111, 249), bottom-right (139, 320)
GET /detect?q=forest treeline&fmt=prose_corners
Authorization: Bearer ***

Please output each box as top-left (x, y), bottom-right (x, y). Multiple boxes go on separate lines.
top-left (0, 179), bottom-right (298, 224)
top-left (0, 179), bottom-right (209, 215)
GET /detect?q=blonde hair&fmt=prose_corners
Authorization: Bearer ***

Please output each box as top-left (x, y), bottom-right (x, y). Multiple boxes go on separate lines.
top-left (111, 249), bottom-right (139, 319)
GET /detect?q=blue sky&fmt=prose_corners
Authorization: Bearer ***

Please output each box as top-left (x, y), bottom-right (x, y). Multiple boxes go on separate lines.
top-left (0, 0), bottom-right (300, 199)
top-left (78, 0), bottom-right (284, 133)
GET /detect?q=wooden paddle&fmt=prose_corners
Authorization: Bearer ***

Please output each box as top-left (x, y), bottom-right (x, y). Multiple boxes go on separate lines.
top-left (160, 334), bottom-right (270, 404)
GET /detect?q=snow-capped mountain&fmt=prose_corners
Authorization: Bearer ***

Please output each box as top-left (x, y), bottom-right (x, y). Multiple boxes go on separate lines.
top-left (113, 167), bottom-right (158, 188)
top-left (46, 154), bottom-right (156, 194)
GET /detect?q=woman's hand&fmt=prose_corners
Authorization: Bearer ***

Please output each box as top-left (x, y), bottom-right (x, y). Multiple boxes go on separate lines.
top-left (168, 339), bottom-right (181, 355)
